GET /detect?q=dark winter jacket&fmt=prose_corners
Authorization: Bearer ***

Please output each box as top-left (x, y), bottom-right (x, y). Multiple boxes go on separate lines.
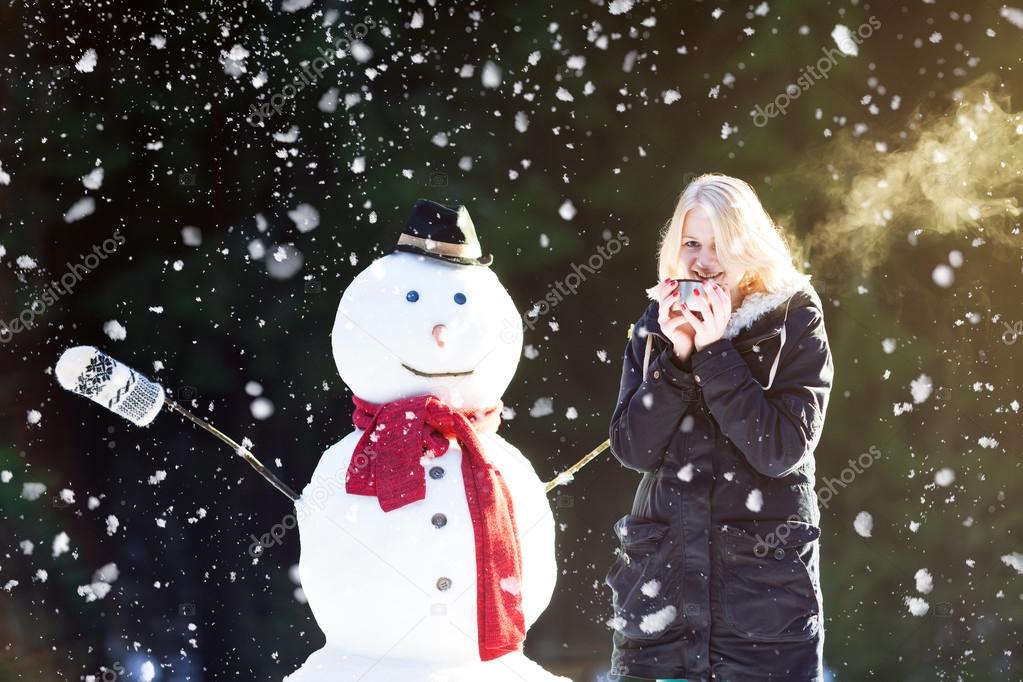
top-left (605, 278), bottom-right (834, 682)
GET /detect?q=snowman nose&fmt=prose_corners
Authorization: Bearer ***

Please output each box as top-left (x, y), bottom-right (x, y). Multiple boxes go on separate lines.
top-left (432, 324), bottom-right (449, 348)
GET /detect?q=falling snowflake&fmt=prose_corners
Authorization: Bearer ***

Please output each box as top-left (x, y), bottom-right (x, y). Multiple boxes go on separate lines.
top-left (529, 397), bottom-right (554, 418)
top-left (76, 49), bottom-right (98, 73)
top-left (910, 374), bottom-right (932, 403)
top-left (558, 199), bottom-right (577, 220)
top-left (914, 568), bottom-right (933, 594)
top-left (904, 596), bottom-right (929, 616)
top-left (854, 511), bottom-right (873, 537)
top-left (103, 320), bottom-right (127, 341)
top-left (640, 579), bottom-right (661, 598)
top-left (220, 44), bottom-right (250, 77)
top-left (288, 203), bottom-right (321, 232)
top-left (481, 61), bottom-right (502, 88)
top-left (1001, 552), bottom-right (1023, 574)
top-left (831, 25), bottom-right (859, 57)
top-left (608, 0), bottom-right (635, 15)
top-left (64, 197), bottom-right (96, 223)
top-left (638, 605), bottom-right (677, 633)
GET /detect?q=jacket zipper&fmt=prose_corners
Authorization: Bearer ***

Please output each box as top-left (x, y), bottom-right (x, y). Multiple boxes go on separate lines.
top-left (734, 327), bottom-right (782, 354)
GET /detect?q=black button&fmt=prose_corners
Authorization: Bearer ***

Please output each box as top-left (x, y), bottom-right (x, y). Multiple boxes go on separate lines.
top-left (774, 548), bottom-right (786, 560)
top-left (432, 513), bottom-right (447, 528)
top-left (436, 577), bottom-right (452, 591)
top-left (429, 466), bottom-right (445, 480)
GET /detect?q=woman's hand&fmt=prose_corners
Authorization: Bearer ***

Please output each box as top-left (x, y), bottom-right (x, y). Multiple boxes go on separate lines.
top-left (655, 279), bottom-right (697, 363)
top-left (678, 280), bottom-right (732, 352)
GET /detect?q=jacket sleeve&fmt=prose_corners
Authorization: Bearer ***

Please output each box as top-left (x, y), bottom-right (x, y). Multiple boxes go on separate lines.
top-left (690, 305), bottom-right (834, 479)
top-left (608, 312), bottom-right (703, 474)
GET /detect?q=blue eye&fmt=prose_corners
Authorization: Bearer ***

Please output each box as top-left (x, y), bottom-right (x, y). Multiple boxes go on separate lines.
top-left (406, 290), bottom-right (420, 302)
top-left (453, 292), bottom-right (467, 305)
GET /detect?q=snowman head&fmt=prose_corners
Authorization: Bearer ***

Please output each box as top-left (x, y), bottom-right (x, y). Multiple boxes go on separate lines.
top-left (332, 251), bottom-right (523, 408)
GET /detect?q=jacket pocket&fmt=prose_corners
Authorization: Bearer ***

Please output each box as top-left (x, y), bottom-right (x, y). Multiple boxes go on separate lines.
top-left (714, 520), bottom-right (822, 641)
top-left (605, 514), bottom-right (682, 642)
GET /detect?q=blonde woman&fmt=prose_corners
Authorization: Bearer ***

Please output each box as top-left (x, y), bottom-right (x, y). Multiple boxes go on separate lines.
top-left (605, 174), bottom-right (834, 682)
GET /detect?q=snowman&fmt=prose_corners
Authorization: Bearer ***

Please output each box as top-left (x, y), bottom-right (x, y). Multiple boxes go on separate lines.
top-left (285, 200), bottom-right (569, 682)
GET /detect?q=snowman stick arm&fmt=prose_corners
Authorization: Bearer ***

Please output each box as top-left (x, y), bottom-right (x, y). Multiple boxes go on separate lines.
top-left (542, 438), bottom-right (611, 493)
top-left (164, 397), bottom-right (300, 502)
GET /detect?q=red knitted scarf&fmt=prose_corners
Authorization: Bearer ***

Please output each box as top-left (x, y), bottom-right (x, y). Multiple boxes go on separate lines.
top-left (346, 394), bottom-right (525, 661)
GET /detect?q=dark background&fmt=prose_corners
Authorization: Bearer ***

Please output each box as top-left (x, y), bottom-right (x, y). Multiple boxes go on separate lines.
top-left (1, 1), bottom-right (1021, 680)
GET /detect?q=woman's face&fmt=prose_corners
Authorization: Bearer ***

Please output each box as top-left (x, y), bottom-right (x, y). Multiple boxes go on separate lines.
top-left (680, 205), bottom-right (747, 310)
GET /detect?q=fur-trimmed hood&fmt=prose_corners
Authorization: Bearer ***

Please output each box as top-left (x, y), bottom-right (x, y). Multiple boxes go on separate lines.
top-left (639, 273), bottom-right (823, 390)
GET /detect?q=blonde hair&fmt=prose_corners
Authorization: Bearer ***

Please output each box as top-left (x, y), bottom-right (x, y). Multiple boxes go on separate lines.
top-left (655, 173), bottom-right (808, 295)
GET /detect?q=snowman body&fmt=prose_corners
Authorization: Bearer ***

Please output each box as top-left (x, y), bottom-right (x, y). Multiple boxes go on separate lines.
top-left (285, 252), bottom-right (567, 682)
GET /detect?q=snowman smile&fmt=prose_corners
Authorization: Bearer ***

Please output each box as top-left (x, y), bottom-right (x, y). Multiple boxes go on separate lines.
top-left (401, 362), bottom-right (475, 378)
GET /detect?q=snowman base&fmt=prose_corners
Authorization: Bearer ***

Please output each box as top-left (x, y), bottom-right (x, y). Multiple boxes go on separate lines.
top-left (283, 646), bottom-right (572, 682)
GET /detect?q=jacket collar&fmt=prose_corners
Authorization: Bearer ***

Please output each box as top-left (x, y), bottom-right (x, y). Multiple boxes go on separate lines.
top-left (642, 274), bottom-right (819, 343)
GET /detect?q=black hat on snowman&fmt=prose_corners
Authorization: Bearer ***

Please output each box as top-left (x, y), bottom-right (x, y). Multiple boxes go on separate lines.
top-left (394, 199), bottom-right (494, 267)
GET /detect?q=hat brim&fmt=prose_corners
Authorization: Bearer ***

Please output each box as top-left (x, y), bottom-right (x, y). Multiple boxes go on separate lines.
top-left (394, 244), bottom-right (493, 267)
